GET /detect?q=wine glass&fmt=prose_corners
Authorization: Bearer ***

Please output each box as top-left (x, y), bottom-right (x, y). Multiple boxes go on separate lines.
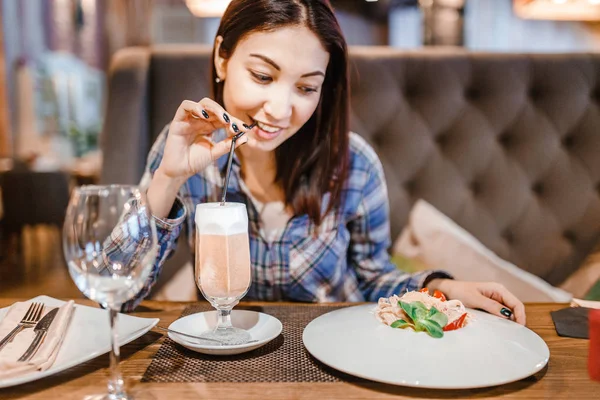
top-left (195, 202), bottom-right (252, 345)
top-left (63, 185), bottom-right (158, 400)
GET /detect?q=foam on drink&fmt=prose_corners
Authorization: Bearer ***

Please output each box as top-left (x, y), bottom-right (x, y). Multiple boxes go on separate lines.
top-left (195, 203), bottom-right (251, 302)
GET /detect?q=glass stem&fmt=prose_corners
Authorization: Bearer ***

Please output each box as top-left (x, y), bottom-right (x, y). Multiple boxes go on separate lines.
top-left (107, 308), bottom-right (126, 398)
top-left (216, 308), bottom-right (233, 330)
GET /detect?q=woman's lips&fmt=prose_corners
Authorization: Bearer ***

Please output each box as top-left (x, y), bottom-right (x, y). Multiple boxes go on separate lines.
top-left (254, 126), bottom-right (283, 140)
top-left (250, 120), bottom-right (285, 140)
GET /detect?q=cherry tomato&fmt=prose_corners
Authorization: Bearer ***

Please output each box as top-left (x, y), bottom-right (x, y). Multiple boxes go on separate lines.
top-left (444, 313), bottom-right (468, 331)
top-left (432, 290), bottom-right (447, 301)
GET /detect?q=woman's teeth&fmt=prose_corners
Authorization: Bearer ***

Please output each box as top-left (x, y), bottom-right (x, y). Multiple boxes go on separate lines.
top-left (256, 121), bottom-right (280, 133)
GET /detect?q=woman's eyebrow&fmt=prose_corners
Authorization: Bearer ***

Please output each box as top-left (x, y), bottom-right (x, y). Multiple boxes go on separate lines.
top-left (249, 53), bottom-right (325, 78)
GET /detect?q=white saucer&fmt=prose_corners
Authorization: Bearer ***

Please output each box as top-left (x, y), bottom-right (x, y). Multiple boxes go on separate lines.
top-left (168, 310), bottom-right (282, 355)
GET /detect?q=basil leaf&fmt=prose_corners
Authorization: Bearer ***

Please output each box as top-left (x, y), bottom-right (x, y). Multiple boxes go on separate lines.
top-left (390, 319), bottom-right (412, 329)
top-left (428, 306), bottom-right (448, 328)
top-left (399, 301), bottom-right (414, 321)
top-left (418, 319), bottom-right (444, 338)
top-left (398, 300), bottom-right (447, 338)
top-left (400, 301), bottom-right (428, 321)
top-left (413, 321), bottom-right (427, 332)
top-left (412, 301), bottom-right (429, 319)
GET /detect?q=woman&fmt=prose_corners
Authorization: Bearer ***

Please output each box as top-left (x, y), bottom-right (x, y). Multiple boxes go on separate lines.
top-left (125, 0), bottom-right (526, 325)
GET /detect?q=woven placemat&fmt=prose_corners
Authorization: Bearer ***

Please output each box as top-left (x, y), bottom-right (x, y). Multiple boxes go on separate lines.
top-left (141, 304), bottom-right (363, 383)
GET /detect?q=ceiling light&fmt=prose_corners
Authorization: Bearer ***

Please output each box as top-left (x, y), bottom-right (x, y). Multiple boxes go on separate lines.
top-left (185, 0), bottom-right (232, 18)
top-left (514, 0), bottom-right (600, 21)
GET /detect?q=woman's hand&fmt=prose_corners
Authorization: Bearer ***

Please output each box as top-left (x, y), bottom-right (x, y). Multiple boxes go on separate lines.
top-left (147, 98), bottom-right (253, 219)
top-left (159, 98), bottom-right (252, 180)
top-left (426, 279), bottom-right (526, 325)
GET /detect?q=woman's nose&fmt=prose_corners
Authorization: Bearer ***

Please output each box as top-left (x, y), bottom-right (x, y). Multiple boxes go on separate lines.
top-left (263, 87), bottom-right (293, 122)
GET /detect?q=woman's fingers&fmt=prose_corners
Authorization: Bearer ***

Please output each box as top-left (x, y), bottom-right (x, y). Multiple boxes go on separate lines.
top-left (472, 283), bottom-right (526, 325)
top-left (174, 98), bottom-right (254, 152)
top-left (197, 98), bottom-right (252, 138)
top-left (175, 98), bottom-right (236, 132)
top-left (440, 280), bottom-right (527, 326)
top-left (477, 296), bottom-right (512, 319)
top-left (484, 283), bottom-right (527, 325)
top-left (176, 100), bottom-right (209, 122)
top-left (198, 98), bottom-right (232, 125)
top-left (472, 294), bottom-right (516, 322)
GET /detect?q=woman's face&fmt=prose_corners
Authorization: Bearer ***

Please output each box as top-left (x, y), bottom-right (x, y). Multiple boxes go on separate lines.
top-left (215, 25), bottom-right (330, 153)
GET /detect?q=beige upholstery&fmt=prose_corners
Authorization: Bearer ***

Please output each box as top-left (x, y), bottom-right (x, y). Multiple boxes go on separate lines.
top-left (101, 45), bottom-right (600, 288)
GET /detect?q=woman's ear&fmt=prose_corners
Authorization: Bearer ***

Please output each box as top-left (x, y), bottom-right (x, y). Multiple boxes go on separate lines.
top-left (214, 36), bottom-right (227, 81)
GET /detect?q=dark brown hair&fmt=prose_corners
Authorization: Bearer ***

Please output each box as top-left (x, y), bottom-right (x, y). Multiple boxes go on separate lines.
top-left (212, 0), bottom-right (349, 225)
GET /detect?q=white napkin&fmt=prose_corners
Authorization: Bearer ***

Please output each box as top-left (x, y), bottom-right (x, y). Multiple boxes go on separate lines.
top-left (570, 298), bottom-right (600, 309)
top-left (0, 300), bottom-right (74, 380)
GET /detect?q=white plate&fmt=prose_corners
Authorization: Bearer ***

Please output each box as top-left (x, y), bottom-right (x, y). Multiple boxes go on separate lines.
top-left (303, 304), bottom-right (549, 389)
top-left (0, 295), bottom-right (159, 388)
top-left (168, 310), bottom-right (282, 355)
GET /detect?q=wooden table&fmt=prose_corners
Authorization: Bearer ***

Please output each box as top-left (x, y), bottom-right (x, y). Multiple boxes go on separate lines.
top-left (0, 300), bottom-right (596, 399)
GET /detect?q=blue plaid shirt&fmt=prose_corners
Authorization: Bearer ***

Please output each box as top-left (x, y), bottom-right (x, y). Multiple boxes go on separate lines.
top-left (122, 125), bottom-right (449, 311)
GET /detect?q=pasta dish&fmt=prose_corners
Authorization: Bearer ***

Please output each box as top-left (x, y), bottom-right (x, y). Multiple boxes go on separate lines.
top-left (374, 288), bottom-right (471, 338)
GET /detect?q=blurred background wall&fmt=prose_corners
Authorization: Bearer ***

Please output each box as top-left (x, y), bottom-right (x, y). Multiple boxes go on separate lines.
top-left (1, 0), bottom-right (599, 165)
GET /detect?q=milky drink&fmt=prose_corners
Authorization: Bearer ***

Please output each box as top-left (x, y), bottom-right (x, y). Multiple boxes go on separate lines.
top-left (195, 203), bottom-right (251, 306)
top-left (196, 232), bottom-right (251, 298)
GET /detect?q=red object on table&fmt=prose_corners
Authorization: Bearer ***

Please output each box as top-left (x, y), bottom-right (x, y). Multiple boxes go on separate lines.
top-left (590, 309), bottom-right (600, 381)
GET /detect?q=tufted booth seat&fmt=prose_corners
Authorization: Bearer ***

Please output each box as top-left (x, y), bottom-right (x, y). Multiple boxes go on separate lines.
top-left (101, 45), bottom-right (600, 290)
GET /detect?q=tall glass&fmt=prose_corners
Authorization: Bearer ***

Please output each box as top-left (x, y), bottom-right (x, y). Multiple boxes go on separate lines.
top-left (195, 202), bottom-right (252, 345)
top-left (63, 185), bottom-right (158, 400)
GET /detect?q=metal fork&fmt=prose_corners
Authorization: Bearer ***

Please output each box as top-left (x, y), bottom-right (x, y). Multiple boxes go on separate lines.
top-left (0, 302), bottom-right (44, 352)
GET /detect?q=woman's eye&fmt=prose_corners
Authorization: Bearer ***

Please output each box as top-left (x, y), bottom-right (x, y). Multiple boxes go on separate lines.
top-left (299, 86), bottom-right (318, 94)
top-left (250, 71), bottom-right (272, 83)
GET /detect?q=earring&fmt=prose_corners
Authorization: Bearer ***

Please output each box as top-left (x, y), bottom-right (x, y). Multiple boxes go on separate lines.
top-left (215, 77), bottom-right (221, 83)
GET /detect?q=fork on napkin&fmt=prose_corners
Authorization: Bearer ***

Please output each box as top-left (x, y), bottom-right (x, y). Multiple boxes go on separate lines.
top-left (0, 300), bottom-right (74, 380)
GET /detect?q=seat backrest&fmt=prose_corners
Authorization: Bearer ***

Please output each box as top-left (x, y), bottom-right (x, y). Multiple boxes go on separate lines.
top-left (101, 46), bottom-right (213, 185)
top-left (101, 45), bottom-right (600, 285)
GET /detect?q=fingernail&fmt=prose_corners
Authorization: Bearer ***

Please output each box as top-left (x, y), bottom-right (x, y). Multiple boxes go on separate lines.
top-left (232, 123), bottom-right (239, 133)
top-left (201, 110), bottom-right (209, 119)
top-left (223, 113), bottom-right (230, 123)
top-left (500, 308), bottom-right (512, 318)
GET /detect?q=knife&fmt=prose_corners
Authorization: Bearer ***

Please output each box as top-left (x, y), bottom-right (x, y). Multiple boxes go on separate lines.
top-left (17, 308), bottom-right (59, 362)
